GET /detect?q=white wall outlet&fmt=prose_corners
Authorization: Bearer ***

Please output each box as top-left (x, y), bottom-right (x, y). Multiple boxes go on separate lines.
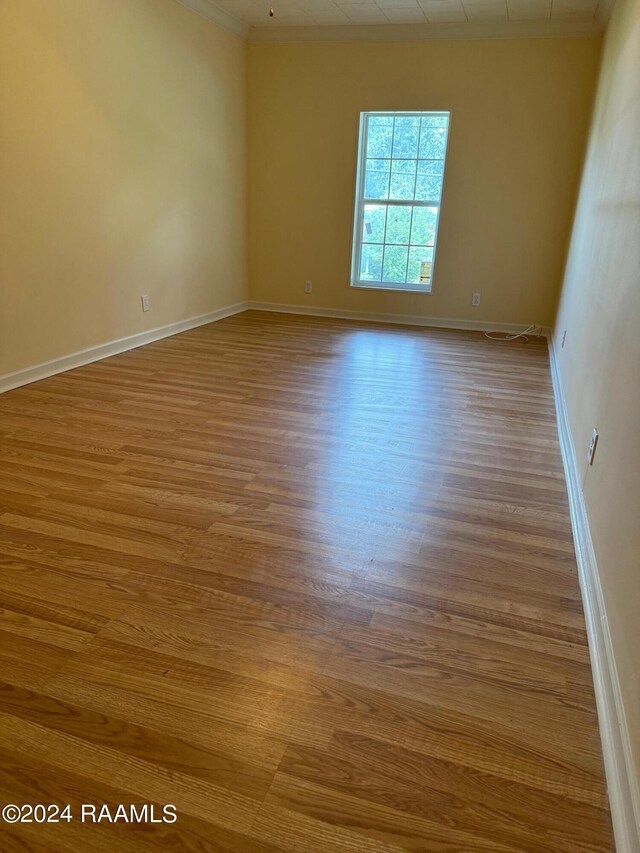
top-left (587, 427), bottom-right (599, 466)
top-left (141, 295), bottom-right (150, 312)
top-left (472, 292), bottom-right (481, 307)
top-left (561, 330), bottom-right (567, 348)
top-left (304, 280), bottom-right (312, 294)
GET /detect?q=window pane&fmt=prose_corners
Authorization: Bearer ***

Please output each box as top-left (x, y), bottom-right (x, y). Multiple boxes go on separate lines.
top-left (388, 158), bottom-right (415, 201)
top-left (415, 174), bottom-right (443, 202)
top-left (419, 127), bottom-right (447, 160)
top-left (417, 159), bottom-right (445, 176)
top-left (392, 159), bottom-right (417, 174)
top-left (366, 116), bottom-right (393, 158)
top-left (385, 206), bottom-right (412, 245)
top-left (364, 159), bottom-right (390, 199)
top-left (407, 246), bottom-right (434, 285)
top-left (421, 114), bottom-right (448, 130)
top-left (382, 245), bottom-right (409, 283)
top-left (392, 116), bottom-right (420, 159)
top-left (362, 204), bottom-right (387, 244)
top-left (410, 206), bottom-right (438, 246)
top-left (360, 243), bottom-right (383, 281)
top-left (389, 172), bottom-right (416, 201)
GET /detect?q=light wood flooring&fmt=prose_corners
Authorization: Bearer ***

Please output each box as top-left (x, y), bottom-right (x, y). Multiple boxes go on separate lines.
top-left (0, 311), bottom-right (613, 851)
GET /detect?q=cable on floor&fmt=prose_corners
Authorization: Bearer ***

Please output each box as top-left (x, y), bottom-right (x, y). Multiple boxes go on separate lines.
top-left (484, 324), bottom-right (543, 343)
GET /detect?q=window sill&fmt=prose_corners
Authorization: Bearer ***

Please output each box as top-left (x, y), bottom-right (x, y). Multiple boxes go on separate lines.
top-left (351, 281), bottom-right (432, 294)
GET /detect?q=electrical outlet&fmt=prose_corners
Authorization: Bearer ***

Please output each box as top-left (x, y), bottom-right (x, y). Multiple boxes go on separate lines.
top-left (141, 295), bottom-right (150, 312)
top-left (561, 330), bottom-right (567, 348)
top-left (472, 292), bottom-right (481, 307)
top-left (304, 281), bottom-right (312, 294)
top-left (587, 428), bottom-right (599, 466)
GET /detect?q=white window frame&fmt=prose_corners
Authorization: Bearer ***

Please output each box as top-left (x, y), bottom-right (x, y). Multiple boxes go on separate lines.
top-left (350, 110), bottom-right (450, 294)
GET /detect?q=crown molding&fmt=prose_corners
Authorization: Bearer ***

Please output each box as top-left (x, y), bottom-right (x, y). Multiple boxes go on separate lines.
top-left (174, 0), bottom-right (606, 43)
top-left (247, 17), bottom-right (603, 43)
top-left (174, 0), bottom-right (249, 38)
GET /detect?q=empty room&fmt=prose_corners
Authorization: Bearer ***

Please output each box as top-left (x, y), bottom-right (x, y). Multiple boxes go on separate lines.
top-left (0, 0), bottom-right (638, 850)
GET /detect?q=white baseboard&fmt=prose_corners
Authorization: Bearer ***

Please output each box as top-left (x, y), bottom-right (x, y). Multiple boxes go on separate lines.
top-left (549, 335), bottom-right (640, 853)
top-left (248, 301), bottom-right (550, 336)
top-left (0, 301), bottom-right (249, 394)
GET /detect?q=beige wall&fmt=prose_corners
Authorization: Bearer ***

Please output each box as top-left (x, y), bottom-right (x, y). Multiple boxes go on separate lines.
top-left (0, 0), bottom-right (247, 377)
top-left (247, 37), bottom-right (601, 325)
top-left (554, 0), bottom-right (640, 800)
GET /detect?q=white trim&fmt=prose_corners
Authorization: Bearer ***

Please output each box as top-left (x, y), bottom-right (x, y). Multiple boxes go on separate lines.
top-left (174, 0), bottom-right (249, 38)
top-left (351, 282), bottom-right (433, 294)
top-left (549, 334), bottom-right (640, 853)
top-left (248, 18), bottom-right (603, 44)
top-left (248, 301), bottom-right (548, 334)
top-left (0, 302), bottom-right (249, 394)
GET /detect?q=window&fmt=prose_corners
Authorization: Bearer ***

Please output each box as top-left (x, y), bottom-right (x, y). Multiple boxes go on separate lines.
top-left (351, 111), bottom-right (450, 292)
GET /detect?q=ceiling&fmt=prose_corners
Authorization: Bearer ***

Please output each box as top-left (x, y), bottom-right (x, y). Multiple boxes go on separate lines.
top-left (177, 0), bottom-right (612, 39)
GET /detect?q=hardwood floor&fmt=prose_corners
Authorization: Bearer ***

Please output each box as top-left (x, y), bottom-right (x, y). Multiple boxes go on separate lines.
top-left (0, 311), bottom-right (613, 852)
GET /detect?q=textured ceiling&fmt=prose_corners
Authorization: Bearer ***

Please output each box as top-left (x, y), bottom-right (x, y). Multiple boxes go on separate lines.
top-left (177, 0), bottom-right (611, 38)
